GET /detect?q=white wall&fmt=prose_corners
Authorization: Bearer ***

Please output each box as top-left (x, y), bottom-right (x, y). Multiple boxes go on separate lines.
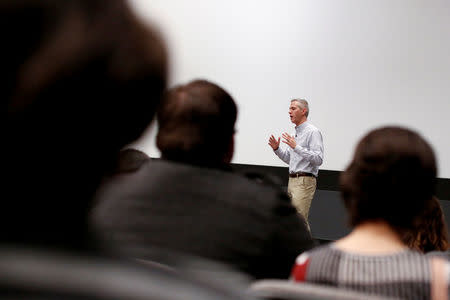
top-left (128, 0), bottom-right (450, 178)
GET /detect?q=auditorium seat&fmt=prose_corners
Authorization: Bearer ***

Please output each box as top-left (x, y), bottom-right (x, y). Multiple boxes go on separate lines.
top-left (0, 246), bottom-right (256, 300)
top-left (248, 280), bottom-right (391, 300)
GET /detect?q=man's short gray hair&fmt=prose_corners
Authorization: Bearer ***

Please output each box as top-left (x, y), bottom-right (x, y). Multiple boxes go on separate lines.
top-left (291, 98), bottom-right (309, 117)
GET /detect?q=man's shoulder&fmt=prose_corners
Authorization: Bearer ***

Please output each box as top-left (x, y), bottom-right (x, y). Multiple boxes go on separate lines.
top-left (97, 159), bottom-right (292, 211)
top-left (139, 158), bottom-right (223, 178)
top-left (234, 169), bottom-right (284, 188)
top-left (304, 122), bottom-right (321, 133)
top-left (230, 169), bottom-right (293, 206)
top-left (232, 166), bottom-right (288, 189)
top-left (139, 160), bottom-right (283, 194)
top-left (107, 158), bottom-right (282, 188)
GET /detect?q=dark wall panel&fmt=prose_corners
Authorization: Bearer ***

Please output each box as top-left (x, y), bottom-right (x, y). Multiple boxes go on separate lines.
top-left (231, 163), bottom-right (450, 242)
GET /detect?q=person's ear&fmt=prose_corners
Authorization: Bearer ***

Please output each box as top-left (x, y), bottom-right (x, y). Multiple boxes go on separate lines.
top-left (223, 134), bottom-right (234, 164)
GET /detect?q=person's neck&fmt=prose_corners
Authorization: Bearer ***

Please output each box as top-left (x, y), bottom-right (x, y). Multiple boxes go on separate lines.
top-left (162, 155), bottom-right (230, 170)
top-left (334, 221), bottom-right (408, 254)
top-left (295, 118), bottom-right (307, 127)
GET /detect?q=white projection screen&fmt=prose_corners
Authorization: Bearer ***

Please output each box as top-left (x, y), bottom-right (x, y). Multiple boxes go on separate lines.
top-left (128, 0), bottom-right (450, 179)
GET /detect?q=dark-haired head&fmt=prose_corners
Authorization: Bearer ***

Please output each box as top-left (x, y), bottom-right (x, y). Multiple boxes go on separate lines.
top-left (2, 0), bottom-right (167, 248)
top-left (157, 79), bottom-right (237, 167)
top-left (340, 127), bottom-right (437, 235)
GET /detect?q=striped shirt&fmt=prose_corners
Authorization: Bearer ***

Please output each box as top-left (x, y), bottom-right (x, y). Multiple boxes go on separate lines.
top-left (291, 244), bottom-right (450, 299)
top-left (274, 121), bottom-right (323, 177)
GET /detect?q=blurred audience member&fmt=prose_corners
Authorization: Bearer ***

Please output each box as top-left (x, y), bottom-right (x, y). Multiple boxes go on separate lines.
top-left (91, 79), bottom-right (314, 280)
top-left (2, 0), bottom-right (167, 249)
top-left (291, 127), bottom-right (448, 299)
top-left (402, 196), bottom-right (449, 254)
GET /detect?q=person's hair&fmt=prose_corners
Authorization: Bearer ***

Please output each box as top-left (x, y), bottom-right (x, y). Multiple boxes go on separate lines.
top-left (340, 127), bottom-right (437, 234)
top-left (157, 79), bottom-right (237, 165)
top-left (291, 99), bottom-right (309, 117)
top-left (402, 196), bottom-right (449, 253)
top-left (2, 0), bottom-right (167, 246)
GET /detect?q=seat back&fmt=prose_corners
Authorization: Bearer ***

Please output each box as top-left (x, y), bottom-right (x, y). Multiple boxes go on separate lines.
top-left (249, 280), bottom-right (395, 300)
top-left (0, 247), bottom-right (256, 300)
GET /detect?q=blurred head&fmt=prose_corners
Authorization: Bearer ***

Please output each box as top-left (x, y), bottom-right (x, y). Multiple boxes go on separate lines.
top-left (157, 79), bottom-right (237, 166)
top-left (289, 99), bottom-right (308, 125)
top-left (402, 196), bottom-right (449, 253)
top-left (2, 0), bottom-right (167, 247)
top-left (340, 127), bottom-right (437, 234)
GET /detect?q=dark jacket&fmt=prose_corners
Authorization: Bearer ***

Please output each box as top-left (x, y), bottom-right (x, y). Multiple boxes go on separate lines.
top-left (91, 159), bottom-right (314, 279)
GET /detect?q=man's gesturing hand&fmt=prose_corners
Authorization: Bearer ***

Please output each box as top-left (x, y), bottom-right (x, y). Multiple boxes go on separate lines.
top-left (268, 135), bottom-right (280, 150)
top-left (282, 133), bottom-right (297, 149)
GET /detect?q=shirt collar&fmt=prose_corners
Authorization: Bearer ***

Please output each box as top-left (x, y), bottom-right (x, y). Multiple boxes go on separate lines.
top-left (295, 121), bottom-right (308, 133)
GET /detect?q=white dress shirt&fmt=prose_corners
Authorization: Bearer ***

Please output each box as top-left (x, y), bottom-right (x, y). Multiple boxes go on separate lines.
top-left (274, 121), bottom-right (324, 177)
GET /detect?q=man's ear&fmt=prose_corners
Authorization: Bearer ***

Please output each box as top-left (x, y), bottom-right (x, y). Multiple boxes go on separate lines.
top-left (223, 134), bottom-right (234, 164)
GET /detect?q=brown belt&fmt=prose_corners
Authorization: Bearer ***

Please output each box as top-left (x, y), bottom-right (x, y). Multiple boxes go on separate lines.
top-left (289, 172), bottom-right (316, 178)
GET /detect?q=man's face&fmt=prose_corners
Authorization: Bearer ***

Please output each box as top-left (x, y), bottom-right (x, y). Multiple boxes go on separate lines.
top-left (289, 102), bottom-right (305, 125)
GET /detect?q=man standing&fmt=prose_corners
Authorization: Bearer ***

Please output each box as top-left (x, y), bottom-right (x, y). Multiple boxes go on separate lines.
top-left (268, 99), bottom-right (324, 225)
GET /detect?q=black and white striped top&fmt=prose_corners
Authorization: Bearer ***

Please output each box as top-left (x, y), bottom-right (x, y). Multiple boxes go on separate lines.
top-left (291, 244), bottom-right (449, 299)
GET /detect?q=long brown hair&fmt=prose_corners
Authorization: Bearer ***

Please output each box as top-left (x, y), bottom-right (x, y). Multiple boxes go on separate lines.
top-left (403, 197), bottom-right (449, 253)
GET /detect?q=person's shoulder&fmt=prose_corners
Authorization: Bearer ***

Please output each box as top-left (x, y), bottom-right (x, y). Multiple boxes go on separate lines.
top-left (301, 244), bottom-right (333, 256)
top-left (426, 250), bottom-right (450, 260)
top-left (96, 158), bottom-right (169, 197)
top-left (232, 169), bottom-right (288, 195)
top-left (294, 244), bottom-right (339, 265)
top-left (290, 244), bottom-right (333, 281)
top-left (141, 158), bottom-right (207, 177)
top-left (236, 170), bottom-right (284, 188)
top-left (229, 168), bottom-right (293, 206)
top-left (304, 122), bottom-right (321, 133)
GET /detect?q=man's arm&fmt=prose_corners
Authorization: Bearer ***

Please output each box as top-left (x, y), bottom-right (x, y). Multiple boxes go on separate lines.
top-left (275, 147), bottom-right (291, 165)
top-left (269, 134), bottom-right (290, 165)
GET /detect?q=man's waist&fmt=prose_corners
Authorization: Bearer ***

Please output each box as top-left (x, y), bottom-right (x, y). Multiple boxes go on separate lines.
top-left (289, 171), bottom-right (317, 178)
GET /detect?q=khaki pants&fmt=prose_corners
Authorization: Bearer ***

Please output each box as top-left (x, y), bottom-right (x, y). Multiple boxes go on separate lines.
top-left (288, 176), bottom-right (317, 222)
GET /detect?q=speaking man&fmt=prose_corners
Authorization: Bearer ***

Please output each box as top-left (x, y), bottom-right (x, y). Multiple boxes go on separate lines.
top-left (268, 99), bottom-right (324, 226)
